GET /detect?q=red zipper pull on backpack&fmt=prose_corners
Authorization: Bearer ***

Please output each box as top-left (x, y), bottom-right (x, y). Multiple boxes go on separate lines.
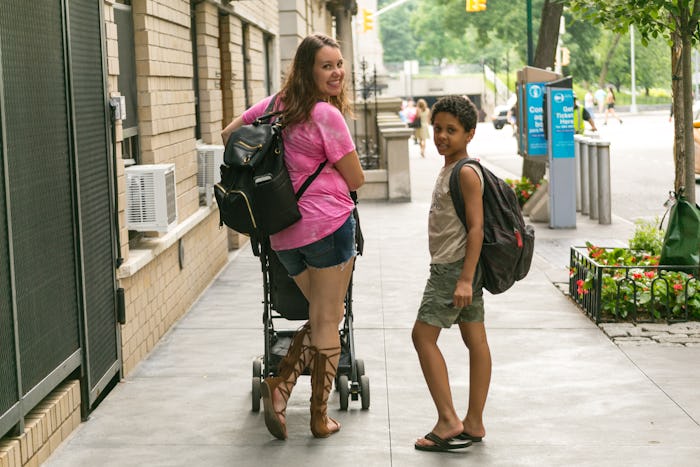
top-left (515, 229), bottom-right (523, 248)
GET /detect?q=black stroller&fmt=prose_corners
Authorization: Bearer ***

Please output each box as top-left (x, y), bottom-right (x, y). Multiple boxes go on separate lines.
top-left (250, 230), bottom-right (370, 412)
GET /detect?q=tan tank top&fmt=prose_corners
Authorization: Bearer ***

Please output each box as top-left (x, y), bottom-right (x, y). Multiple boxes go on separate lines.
top-left (428, 160), bottom-right (484, 264)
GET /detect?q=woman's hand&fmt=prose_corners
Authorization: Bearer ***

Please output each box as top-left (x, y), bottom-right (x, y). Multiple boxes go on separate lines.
top-left (221, 115), bottom-right (244, 146)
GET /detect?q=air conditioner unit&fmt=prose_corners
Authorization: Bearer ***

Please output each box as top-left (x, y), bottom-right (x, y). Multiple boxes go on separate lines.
top-left (125, 164), bottom-right (178, 232)
top-left (196, 144), bottom-right (225, 206)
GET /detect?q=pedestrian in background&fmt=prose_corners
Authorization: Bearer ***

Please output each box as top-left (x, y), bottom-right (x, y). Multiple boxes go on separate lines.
top-left (414, 98), bottom-right (431, 157)
top-left (604, 86), bottom-right (623, 125)
top-left (594, 86), bottom-right (607, 114)
top-left (574, 98), bottom-right (598, 134)
top-left (412, 95), bottom-right (491, 453)
top-left (584, 89), bottom-right (596, 119)
top-left (221, 33), bottom-right (364, 440)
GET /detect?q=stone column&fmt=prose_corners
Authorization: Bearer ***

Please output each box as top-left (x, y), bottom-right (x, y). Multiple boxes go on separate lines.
top-left (380, 127), bottom-right (414, 202)
top-left (331, 3), bottom-right (355, 68)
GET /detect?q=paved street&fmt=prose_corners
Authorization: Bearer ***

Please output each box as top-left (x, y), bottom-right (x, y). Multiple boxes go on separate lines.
top-left (44, 113), bottom-right (700, 466)
top-left (474, 109), bottom-right (700, 223)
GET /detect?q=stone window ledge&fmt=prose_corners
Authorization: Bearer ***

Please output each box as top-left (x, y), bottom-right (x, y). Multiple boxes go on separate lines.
top-left (117, 204), bottom-right (219, 279)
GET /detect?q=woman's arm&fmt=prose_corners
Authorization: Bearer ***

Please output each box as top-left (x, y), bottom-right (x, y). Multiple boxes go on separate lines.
top-left (221, 115), bottom-right (245, 146)
top-left (333, 150), bottom-right (365, 191)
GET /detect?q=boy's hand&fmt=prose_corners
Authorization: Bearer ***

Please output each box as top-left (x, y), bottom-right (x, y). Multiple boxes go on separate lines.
top-left (453, 279), bottom-right (473, 308)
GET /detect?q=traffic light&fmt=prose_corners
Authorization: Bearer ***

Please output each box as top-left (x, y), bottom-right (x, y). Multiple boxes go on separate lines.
top-left (561, 47), bottom-right (570, 66)
top-left (362, 8), bottom-right (374, 32)
top-left (466, 0), bottom-right (486, 12)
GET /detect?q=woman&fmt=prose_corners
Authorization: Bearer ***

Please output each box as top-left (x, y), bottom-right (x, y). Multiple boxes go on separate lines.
top-left (222, 34), bottom-right (364, 440)
top-left (414, 98), bottom-right (431, 157)
top-left (604, 86), bottom-right (622, 125)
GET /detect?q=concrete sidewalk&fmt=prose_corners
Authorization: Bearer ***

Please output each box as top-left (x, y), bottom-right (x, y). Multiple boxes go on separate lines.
top-left (45, 123), bottom-right (700, 466)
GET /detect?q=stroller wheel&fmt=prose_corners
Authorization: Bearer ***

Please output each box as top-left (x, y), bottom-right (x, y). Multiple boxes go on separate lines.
top-left (252, 377), bottom-right (261, 412)
top-left (253, 358), bottom-right (262, 378)
top-left (337, 374), bottom-right (350, 411)
top-left (355, 359), bottom-right (365, 377)
top-left (360, 375), bottom-right (370, 410)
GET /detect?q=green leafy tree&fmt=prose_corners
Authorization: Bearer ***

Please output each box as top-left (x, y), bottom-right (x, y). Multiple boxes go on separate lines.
top-left (561, 11), bottom-right (603, 85)
top-left (570, 0), bottom-right (700, 204)
top-left (635, 34), bottom-right (671, 94)
top-left (378, 0), bottom-right (418, 63)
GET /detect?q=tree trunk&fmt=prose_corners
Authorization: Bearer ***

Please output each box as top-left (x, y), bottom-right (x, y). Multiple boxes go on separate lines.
top-left (682, 34), bottom-right (695, 205)
top-left (532, 0), bottom-right (563, 70)
top-left (522, 0), bottom-right (563, 183)
top-left (671, 30), bottom-right (695, 204)
top-left (597, 34), bottom-right (622, 89)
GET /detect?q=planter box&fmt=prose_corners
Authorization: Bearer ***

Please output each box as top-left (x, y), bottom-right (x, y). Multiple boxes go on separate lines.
top-left (569, 246), bottom-right (700, 323)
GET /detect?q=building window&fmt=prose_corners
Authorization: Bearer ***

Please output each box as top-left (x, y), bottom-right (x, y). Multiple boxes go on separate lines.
top-left (114, 2), bottom-right (140, 166)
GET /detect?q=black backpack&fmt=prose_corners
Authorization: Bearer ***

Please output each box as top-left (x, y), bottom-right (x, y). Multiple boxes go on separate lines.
top-left (449, 158), bottom-right (535, 294)
top-left (214, 95), bottom-right (324, 255)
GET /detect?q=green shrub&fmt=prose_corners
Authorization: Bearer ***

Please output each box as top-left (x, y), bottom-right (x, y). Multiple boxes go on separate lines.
top-left (504, 176), bottom-right (542, 207)
top-left (628, 218), bottom-right (665, 256)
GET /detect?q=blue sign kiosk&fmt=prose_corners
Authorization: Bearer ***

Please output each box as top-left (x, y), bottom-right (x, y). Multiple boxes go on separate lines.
top-left (515, 66), bottom-right (559, 158)
top-left (545, 77), bottom-right (576, 228)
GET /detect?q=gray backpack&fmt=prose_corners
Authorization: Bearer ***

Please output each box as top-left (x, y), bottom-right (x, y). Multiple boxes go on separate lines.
top-left (449, 158), bottom-right (535, 294)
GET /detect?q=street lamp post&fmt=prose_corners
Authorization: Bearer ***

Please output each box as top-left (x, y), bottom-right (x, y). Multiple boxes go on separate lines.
top-left (630, 25), bottom-right (638, 113)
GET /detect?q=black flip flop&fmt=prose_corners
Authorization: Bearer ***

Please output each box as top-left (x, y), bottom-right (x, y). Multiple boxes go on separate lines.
top-left (414, 432), bottom-right (472, 452)
top-left (456, 431), bottom-right (483, 442)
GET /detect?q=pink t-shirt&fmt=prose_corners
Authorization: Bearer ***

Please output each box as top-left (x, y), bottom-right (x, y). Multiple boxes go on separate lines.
top-left (242, 95), bottom-right (356, 251)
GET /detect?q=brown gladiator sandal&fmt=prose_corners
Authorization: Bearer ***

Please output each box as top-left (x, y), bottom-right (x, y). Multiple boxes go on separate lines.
top-left (309, 346), bottom-right (342, 438)
top-left (261, 323), bottom-right (312, 440)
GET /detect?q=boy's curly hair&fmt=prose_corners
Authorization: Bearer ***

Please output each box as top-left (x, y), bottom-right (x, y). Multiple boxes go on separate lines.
top-left (430, 95), bottom-right (478, 131)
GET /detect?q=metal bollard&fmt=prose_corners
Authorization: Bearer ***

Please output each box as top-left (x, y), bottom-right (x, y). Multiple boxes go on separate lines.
top-left (588, 139), bottom-right (599, 220)
top-left (574, 135), bottom-right (583, 212)
top-left (596, 140), bottom-right (612, 224)
top-left (580, 137), bottom-right (590, 215)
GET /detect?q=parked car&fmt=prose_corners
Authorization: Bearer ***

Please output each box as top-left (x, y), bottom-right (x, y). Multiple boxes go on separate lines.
top-left (492, 95), bottom-right (518, 131)
top-left (492, 105), bottom-right (509, 130)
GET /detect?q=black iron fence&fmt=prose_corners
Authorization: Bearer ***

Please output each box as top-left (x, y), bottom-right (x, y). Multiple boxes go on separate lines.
top-left (352, 59), bottom-right (379, 170)
top-left (569, 246), bottom-right (700, 324)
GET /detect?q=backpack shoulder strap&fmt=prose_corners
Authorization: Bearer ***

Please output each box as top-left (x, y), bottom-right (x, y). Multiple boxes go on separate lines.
top-left (449, 158), bottom-right (484, 228)
top-left (255, 94), bottom-right (283, 125)
top-left (295, 161), bottom-right (327, 200)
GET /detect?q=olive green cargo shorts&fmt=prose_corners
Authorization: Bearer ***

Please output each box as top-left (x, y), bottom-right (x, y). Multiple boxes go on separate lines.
top-left (416, 260), bottom-right (484, 328)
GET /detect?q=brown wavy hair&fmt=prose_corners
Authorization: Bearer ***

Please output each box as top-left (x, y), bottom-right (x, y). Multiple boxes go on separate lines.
top-left (278, 33), bottom-right (351, 127)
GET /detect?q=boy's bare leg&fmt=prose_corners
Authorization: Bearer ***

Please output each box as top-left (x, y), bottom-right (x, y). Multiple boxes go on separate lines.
top-left (412, 320), bottom-right (465, 445)
top-left (458, 321), bottom-right (491, 438)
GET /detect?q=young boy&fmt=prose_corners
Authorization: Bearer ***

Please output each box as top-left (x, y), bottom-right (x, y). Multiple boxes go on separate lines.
top-left (412, 95), bottom-right (492, 452)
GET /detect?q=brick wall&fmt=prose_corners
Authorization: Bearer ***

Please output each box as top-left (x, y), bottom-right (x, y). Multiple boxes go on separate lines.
top-left (194, 1), bottom-right (223, 145)
top-left (0, 381), bottom-right (80, 467)
top-left (133, 0), bottom-right (198, 220)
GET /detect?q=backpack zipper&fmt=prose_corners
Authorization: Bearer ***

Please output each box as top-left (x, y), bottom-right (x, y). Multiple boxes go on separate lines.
top-left (514, 229), bottom-right (523, 248)
top-left (235, 141), bottom-right (262, 151)
top-left (214, 183), bottom-right (257, 229)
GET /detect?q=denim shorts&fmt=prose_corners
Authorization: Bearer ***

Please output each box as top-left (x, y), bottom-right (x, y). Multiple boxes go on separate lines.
top-left (416, 259), bottom-right (485, 328)
top-left (274, 214), bottom-right (356, 277)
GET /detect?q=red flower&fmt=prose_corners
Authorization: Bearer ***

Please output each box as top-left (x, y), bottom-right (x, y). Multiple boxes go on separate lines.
top-left (576, 279), bottom-right (584, 287)
top-left (644, 271), bottom-right (655, 279)
top-left (673, 283), bottom-right (684, 291)
top-left (632, 272), bottom-right (643, 280)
